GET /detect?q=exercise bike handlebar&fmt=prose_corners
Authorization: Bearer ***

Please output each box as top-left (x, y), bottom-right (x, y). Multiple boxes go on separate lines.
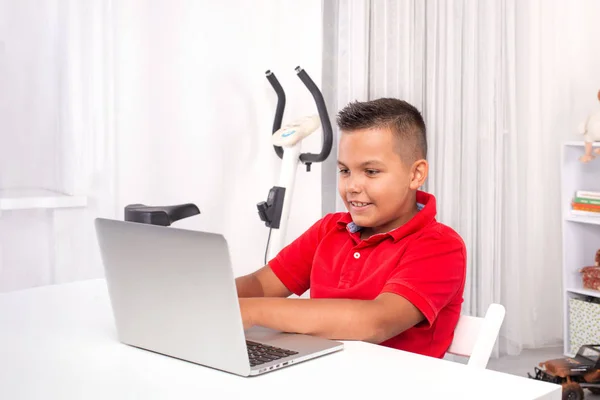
top-left (265, 66), bottom-right (333, 164)
top-left (265, 70), bottom-right (285, 159)
top-left (294, 66), bottom-right (333, 164)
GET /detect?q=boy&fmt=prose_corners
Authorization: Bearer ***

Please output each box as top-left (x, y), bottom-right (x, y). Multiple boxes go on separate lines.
top-left (236, 98), bottom-right (466, 358)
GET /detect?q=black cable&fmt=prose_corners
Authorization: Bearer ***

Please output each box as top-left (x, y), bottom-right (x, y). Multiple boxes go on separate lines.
top-left (264, 227), bottom-right (273, 265)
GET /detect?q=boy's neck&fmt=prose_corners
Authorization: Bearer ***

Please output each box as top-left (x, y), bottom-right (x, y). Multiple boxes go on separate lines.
top-left (359, 203), bottom-right (419, 240)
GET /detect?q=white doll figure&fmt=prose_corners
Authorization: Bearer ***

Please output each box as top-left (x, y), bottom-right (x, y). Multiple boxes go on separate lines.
top-left (579, 90), bottom-right (600, 163)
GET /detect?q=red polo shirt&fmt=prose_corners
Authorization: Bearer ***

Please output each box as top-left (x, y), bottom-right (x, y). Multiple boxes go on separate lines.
top-left (268, 191), bottom-right (466, 358)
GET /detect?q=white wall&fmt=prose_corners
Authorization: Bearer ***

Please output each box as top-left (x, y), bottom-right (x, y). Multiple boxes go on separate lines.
top-left (114, 0), bottom-right (324, 277)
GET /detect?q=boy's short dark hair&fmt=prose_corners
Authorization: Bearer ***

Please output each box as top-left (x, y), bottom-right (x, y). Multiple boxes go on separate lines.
top-left (336, 98), bottom-right (427, 164)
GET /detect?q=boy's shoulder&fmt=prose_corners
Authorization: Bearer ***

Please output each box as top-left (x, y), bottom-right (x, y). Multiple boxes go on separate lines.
top-left (423, 216), bottom-right (464, 238)
top-left (419, 220), bottom-right (466, 252)
top-left (414, 222), bottom-right (467, 281)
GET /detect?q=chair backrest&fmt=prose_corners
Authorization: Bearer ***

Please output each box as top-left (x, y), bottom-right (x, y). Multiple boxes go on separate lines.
top-left (447, 303), bottom-right (506, 369)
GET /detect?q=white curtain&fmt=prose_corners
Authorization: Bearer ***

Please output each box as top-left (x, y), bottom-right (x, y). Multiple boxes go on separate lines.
top-left (52, 0), bottom-right (117, 283)
top-left (0, 0), bottom-right (116, 291)
top-left (328, 0), bottom-right (600, 354)
top-left (1, 0), bottom-right (325, 291)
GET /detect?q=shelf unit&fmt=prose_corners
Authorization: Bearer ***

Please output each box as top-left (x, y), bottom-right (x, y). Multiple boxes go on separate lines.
top-left (561, 141), bottom-right (600, 356)
top-left (0, 188), bottom-right (87, 212)
top-left (0, 188), bottom-right (88, 292)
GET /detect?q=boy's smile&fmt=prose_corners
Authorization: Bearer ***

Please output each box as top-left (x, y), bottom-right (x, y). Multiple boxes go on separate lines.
top-left (337, 127), bottom-right (428, 238)
top-left (348, 201), bottom-right (372, 213)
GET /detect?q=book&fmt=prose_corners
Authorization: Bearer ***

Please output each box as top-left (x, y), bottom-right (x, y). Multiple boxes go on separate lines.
top-left (572, 203), bottom-right (600, 212)
top-left (575, 190), bottom-right (600, 199)
top-left (571, 210), bottom-right (600, 217)
top-left (574, 197), bottom-right (600, 206)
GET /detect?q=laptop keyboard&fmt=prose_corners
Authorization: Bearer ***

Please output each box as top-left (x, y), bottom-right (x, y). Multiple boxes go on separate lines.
top-left (246, 340), bottom-right (299, 367)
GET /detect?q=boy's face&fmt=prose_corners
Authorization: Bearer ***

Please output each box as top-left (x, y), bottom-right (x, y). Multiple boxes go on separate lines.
top-left (337, 127), bottom-right (428, 236)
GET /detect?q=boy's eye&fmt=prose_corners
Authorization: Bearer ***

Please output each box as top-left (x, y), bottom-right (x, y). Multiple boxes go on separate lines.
top-left (365, 169), bottom-right (379, 176)
top-left (338, 168), bottom-right (349, 175)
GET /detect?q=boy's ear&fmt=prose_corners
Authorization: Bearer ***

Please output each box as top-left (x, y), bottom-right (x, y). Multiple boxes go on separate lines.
top-left (409, 159), bottom-right (428, 190)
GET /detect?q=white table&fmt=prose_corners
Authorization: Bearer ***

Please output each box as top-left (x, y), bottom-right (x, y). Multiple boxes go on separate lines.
top-left (0, 279), bottom-right (561, 400)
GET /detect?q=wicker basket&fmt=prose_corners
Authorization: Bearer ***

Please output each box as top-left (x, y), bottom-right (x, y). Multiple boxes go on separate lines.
top-left (569, 297), bottom-right (600, 355)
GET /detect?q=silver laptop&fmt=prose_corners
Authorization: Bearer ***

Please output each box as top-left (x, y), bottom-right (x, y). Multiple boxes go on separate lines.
top-left (94, 218), bottom-right (343, 376)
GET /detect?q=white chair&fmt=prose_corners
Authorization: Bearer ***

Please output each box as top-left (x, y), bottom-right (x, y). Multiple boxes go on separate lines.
top-left (447, 303), bottom-right (506, 369)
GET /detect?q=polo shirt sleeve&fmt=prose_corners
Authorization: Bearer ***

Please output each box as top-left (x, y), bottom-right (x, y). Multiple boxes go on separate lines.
top-left (268, 213), bottom-right (337, 296)
top-left (381, 231), bottom-right (466, 327)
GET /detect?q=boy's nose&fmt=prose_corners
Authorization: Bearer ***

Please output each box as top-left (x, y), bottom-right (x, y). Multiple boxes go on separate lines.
top-left (346, 178), bottom-right (362, 194)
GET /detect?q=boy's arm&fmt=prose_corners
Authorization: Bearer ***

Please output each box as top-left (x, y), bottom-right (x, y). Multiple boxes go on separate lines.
top-left (239, 293), bottom-right (424, 343)
top-left (240, 232), bottom-right (466, 343)
top-left (236, 265), bottom-right (292, 298)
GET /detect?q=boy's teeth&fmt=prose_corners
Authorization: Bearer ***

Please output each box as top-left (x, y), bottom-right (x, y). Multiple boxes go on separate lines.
top-left (352, 202), bottom-right (369, 207)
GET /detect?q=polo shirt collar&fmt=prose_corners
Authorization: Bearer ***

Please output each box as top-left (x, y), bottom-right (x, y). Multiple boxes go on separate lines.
top-left (336, 190), bottom-right (437, 242)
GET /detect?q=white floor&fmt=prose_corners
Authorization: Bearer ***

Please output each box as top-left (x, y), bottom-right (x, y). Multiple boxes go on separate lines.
top-left (486, 346), bottom-right (599, 399)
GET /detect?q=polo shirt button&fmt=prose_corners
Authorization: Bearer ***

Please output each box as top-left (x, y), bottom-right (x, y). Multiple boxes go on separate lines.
top-left (354, 252), bottom-right (360, 259)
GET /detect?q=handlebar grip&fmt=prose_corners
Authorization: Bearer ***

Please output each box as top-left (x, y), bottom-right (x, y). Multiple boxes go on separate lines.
top-left (265, 70), bottom-right (285, 159)
top-left (295, 66), bottom-right (333, 164)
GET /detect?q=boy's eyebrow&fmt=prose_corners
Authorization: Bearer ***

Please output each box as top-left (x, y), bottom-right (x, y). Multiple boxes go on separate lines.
top-left (337, 160), bottom-right (385, 167)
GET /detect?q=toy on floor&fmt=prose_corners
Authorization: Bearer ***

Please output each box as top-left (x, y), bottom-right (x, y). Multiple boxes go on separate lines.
top-left (578, 90), bottom-right (600, 163)
top-left (528, 344), bottom-right (600, 399)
